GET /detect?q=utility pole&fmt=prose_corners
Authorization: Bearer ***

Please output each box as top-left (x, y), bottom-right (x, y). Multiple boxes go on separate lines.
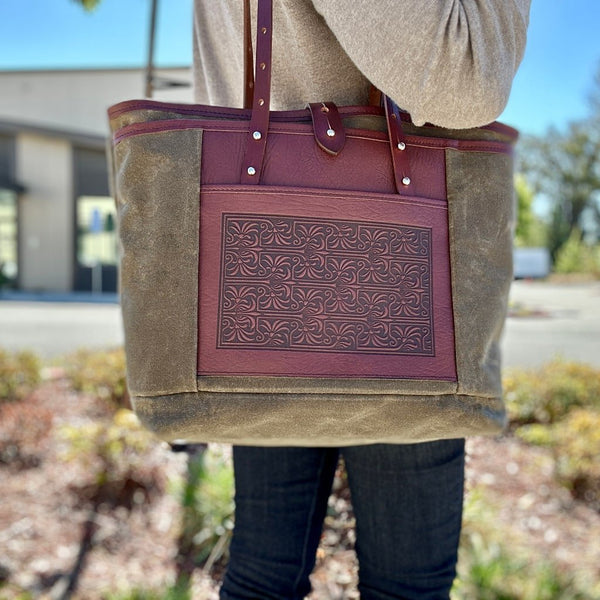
top-left (144, 0), bottom-right (158, 98)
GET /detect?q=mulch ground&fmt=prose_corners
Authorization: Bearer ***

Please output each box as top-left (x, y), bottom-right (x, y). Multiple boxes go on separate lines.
top-left (1, 377), bottom-right (599, 599)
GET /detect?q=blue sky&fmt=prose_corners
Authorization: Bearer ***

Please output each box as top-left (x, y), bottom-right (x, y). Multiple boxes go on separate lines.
top-left (1, 0), bottom-right (599, 136)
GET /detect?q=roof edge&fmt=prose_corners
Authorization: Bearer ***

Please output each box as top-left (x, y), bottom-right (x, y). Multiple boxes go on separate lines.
top-left (0, 65), bottom-right (191, 75)
top-left (0, 119), bottom-right (106, 149)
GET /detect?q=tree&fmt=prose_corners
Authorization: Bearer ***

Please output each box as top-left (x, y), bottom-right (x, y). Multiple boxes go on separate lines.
top-left (518, 65), bottom-right (600, 260)
top-left (514, 173), bottom-right (536, 246)
top-left (71, 0), bottom-right (102, 10)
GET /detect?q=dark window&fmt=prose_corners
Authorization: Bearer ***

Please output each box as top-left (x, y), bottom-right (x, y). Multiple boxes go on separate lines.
top-left (72, 146), bottom-right (117, 293)
top-left (0, 135), bottom-right (18, 289)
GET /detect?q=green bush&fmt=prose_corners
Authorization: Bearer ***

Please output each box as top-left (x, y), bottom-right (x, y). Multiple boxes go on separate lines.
top-left (63, 347), bottom-right (128, 409)
top-left (519, 409), bottom-right (600, 511)
top-left (453, 489), bottom-right (597, 599)
top-left (0, 400), bottom-right (53, 469)
top-left (102, 586), bottom-right (190, 600)
top-left (553, 230), bottom-right (600, 277)
top-left (59, 408), bottom-right (163, 509)
top-left (504, 359), bottom-right (600, 425)
top-left (174, 446), bottom-right (235, 577)
top-left (555, 409), bottom-right (600, 509)
top-left (0, 348), bottom-right (41, 402)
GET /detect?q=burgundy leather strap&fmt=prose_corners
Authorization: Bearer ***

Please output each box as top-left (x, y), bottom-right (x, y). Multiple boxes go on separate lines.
top-left (384, 95), bottom-right (413, 192)
top-left (240, 0), bottom-right (273, 184)
top-left (308, 102), bottom-right (346, 155)
top-left (368, 85), bottom-right (382, 107)
top-left (243, 0), bottom-right (254, 109)
top-left (239, 0), bottom-right (413, 192)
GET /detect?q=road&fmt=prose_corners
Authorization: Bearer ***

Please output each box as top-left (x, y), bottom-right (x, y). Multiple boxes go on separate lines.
top-left (0, 281), bottom-right (599, 368)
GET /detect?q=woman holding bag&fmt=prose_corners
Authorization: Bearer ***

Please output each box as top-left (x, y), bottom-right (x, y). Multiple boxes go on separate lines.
top-left (189, 2), bottom-right (531, 599)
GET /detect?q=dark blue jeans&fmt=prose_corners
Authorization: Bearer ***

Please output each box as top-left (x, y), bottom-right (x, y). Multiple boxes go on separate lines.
top-left (219, 439), bottom-right (465, 600)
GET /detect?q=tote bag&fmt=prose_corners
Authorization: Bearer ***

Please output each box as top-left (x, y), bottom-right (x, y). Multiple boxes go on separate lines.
top-left (107, 0), bottom-right (517, 445)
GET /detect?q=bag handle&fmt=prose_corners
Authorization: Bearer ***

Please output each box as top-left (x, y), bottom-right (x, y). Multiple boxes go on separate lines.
top-left (243, 0), bottom-right (255, 109)
top-left (239, 0), bottom-right (412, 193)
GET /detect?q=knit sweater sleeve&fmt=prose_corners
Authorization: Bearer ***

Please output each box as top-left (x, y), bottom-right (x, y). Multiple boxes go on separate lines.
top-left (310, 0), bottom-right (531, 128)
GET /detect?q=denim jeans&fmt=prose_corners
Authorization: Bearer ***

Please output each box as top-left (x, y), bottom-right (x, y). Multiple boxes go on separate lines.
top-left (219, 439), bottom-right (465, 600)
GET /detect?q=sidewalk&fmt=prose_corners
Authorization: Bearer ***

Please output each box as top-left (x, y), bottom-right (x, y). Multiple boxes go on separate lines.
top-left (0, 290), bottom-right (118, 304)
top-left (0, 293), bottom-right (123, 359)
top-left (1, 281), bottom-right (599, 366)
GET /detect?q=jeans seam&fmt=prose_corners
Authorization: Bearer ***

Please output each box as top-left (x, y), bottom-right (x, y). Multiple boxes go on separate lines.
top-left (291, 451), bottom-right (329, 599)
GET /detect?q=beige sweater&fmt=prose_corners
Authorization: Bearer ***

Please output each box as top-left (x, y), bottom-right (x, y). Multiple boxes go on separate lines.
top-left (193, 0), bottom-right (530, 129)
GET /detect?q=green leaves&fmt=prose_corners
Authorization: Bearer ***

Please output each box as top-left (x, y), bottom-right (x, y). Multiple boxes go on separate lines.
top-left (71, 0), bottom-right (103, 11)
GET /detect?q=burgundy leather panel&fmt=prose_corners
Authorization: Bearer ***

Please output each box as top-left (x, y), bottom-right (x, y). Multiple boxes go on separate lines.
top-left (201, 127), bottom-right (447, 200)
top-left (198, 186), bottom-right (456, 380)
top-left (114, 117), bottom-right (513, 156)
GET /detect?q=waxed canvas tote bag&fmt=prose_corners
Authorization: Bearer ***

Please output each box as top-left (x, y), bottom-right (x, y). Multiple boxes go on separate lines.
top-left (107, 0), bottom-right (518, 446)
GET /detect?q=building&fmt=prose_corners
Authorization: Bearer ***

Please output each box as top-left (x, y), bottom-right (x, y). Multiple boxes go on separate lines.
top-left (0, 67), bottom-right (193, 293)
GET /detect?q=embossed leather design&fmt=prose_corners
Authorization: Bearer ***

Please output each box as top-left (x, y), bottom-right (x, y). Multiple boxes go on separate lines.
top-left (198, 186), bottom-right (456, 380)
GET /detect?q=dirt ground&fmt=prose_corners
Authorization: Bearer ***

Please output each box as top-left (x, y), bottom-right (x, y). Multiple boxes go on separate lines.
top-left (1, 376), bottom-right (599, 599)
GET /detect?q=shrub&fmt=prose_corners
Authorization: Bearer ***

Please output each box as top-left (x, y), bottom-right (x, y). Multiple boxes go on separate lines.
top-left (102, 586), bottom-right (190, 600)
top-left (453, 489), bottom-right (596, 599)
top-left (0, 348), bottom-right (41, 402)
top-left (555, 409), bottom-right (600, 509)
top-left (63, 348), bottom-right (128, 410)
top-left (554, 230), bottom-right (600, 277)
top-left (0, 400), bottom-right (53, 469)
top-left (59, 408), bottom-right (164, 509)
top-left (504, 359), bottom-right (600, 425)
top-left (520, 409), bottom-right (600, 511)
top-left (174, 445), bottom-right (234, 579)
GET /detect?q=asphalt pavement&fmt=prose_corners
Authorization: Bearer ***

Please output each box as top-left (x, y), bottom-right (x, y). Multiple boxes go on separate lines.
top-left (0, 281), bottom-right (599, 368)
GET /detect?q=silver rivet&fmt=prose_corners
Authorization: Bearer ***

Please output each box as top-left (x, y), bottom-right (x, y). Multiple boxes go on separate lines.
top-left (402, 176), bottom-right (411, 186)
top-left (247, 166), bottom-right (256, 176)
top-left (397, 142), bottom-right (406, 151)
top-left (326, 129), bottom-right (335, 137)
top-left (252, 131), bottom-right (262, 140)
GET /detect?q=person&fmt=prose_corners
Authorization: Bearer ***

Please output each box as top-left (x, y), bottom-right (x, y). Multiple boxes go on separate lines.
top-left (192, 2), bottom-right (530, 599)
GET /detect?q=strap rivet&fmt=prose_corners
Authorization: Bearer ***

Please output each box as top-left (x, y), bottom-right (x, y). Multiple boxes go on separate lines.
top-left (326, 128), bottom-right (335, 137)
top-left (252, 131), bottom-right (262, 140)
top-left (247, 166), bottom-right (256, 176)
top-left (258, 98), bottom-right (265, 106)
top-left (397, 142), bottom-right (406, 151)
top-left (402, 176), bottom-right (411, 186)
top-left (261, 27), bottom-right (267, 34)
top-left (260, 62), bottom-right (266, 70)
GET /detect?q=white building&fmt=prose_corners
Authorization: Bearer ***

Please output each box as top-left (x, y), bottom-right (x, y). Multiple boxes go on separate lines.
top-left (0, 67), bottom-right (193, 293)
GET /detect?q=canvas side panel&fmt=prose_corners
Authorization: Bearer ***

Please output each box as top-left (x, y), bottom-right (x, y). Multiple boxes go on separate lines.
top-left (114, 129), bottom-right (202, 396)
top-left (446, 149), bottom-right (515, 399)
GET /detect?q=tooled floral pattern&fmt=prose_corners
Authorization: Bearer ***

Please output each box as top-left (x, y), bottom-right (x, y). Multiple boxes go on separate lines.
top-left (218, 214), bottom-right (434, 355)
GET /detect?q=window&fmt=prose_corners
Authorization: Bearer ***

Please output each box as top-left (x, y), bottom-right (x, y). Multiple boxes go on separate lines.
top-left (73, 146), bottom-right (117, 293)
top-left (0, 189), bottom-right (18, 288)
top-left (76, 195), bottom-right (117, 268)
top-left (0, 134), bottom-right (18, 289)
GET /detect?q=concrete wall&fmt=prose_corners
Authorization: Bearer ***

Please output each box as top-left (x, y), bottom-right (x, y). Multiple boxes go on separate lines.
top-left (0, 67), bottom-right (194, 292)
top-left (0, 68), bottom-right (193, 137)
top-left (16, 134), bottom-right (73, 292)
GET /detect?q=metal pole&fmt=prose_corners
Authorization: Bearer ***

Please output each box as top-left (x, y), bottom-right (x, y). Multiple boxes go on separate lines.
top-left (144, 0), bottom-right (158, 98)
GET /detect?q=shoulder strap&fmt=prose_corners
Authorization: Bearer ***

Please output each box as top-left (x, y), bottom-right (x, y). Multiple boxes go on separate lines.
top-left (243, 0), bottom-right (254, 109)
